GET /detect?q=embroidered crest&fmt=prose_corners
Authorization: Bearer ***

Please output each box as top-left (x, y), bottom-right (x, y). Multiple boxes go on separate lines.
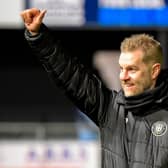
top-left (151, 121), bottom-right (167, 136)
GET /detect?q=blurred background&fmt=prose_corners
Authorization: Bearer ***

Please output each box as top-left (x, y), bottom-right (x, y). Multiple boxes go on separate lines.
top-left (0, 0), bottom-right (168, 167)
top-left (1, 0), bottom-right (168, 122)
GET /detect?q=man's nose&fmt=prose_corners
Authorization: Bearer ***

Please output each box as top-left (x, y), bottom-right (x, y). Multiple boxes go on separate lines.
top-left (120, 70), bottom-right (129, 81)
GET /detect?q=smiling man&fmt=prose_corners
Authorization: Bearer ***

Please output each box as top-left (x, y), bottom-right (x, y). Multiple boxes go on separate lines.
top-left (20, 8), bottom-right (168, 168)
top-left (119, 34), bottom-right (162, 97)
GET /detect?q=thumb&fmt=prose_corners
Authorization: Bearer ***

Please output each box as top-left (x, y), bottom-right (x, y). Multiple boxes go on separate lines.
top-left (37, 9), bottom-right (47, 23)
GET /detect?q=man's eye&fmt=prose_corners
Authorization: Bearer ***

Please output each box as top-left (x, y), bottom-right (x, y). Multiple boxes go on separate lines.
top-left (120, 68), bottom-right (123, 72)
top-left (129, 69), bottom-right (136, 73)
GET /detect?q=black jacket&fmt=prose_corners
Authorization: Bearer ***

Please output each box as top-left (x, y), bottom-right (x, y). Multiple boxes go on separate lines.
top-left (25, 25), bottom-right (168, 168)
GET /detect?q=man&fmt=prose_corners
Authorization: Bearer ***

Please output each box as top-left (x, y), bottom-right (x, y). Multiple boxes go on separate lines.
top-left (20, 8), bottom-right (168, 168)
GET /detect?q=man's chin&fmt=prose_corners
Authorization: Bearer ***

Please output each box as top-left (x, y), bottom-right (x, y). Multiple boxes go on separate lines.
top-left (124, 91), bottom-right (139, 97)
top-left (122, 86), bottom-right (137, 97)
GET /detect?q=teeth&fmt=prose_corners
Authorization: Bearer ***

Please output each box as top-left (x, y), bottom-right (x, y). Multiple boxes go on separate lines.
top-left (125, 84), bottom-right (133, 87)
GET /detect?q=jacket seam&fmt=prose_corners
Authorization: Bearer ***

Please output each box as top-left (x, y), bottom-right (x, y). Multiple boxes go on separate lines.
top-left (102, 145), bottom-right (125, 159)
top-left (127, 140), bottom-right (168, 149)
top-left (129, 160), bottom-right (162, 168)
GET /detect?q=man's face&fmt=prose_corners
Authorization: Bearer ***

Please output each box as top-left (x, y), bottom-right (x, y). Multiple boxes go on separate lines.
top-left (119, 49), bottom-right (154, 97)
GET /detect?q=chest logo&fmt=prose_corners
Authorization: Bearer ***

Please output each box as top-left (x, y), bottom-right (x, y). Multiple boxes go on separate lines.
top-left (151, 121), bottom-right (167, 136)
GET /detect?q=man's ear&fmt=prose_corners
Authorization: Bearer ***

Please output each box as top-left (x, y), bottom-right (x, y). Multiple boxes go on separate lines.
top-left (152, 63), bottom-right (161, 80)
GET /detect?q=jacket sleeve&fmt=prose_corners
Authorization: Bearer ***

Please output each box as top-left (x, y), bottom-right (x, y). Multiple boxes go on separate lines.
top-left (24, 24), bottom-right (115, 126)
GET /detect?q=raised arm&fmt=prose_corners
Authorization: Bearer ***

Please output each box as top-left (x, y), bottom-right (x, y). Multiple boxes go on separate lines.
top-left (20, 8), bottom-right (114, 126)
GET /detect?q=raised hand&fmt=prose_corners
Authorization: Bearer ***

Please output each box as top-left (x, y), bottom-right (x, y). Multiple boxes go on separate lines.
top-left (20, 8), bottom-right (47, 35)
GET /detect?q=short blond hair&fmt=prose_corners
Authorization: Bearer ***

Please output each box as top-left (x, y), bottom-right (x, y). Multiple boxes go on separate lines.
top-left (120, 34), bottom-right (163, 65)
